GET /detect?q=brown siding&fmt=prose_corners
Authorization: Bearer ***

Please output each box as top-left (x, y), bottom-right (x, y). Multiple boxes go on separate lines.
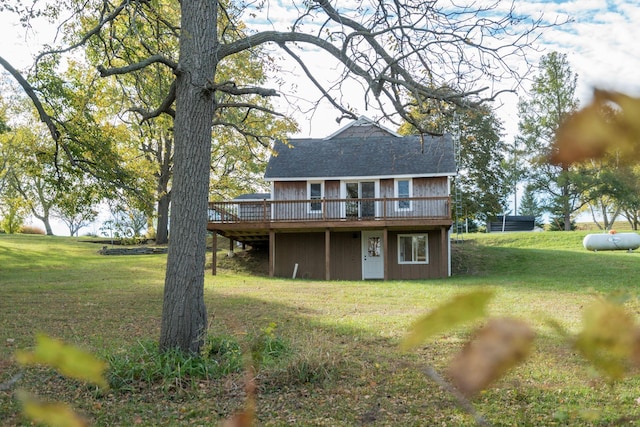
top-left (325, 180), bottom-right (340, 199)
top-left (413, 177), bottom-right (448, 197)
top-left (273, 181), bottom-right (307, 219)
top-left (272, 229), bottom-right (448, 281)
top-left (387, 230), bottom-right (447, 279)
top-left (330, 232), bottom-right (362, 280)
top-left (331, 125), bottom-right (396, 138)
top-left (380, 179), bottom-right (394, 198)
top-left (274, 232), bottom-right (325, 279)
top-left (274, 181), bottom-right (307, 200)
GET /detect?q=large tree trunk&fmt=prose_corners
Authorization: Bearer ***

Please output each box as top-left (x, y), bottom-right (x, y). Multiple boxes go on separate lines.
top-left (155, 191), bottom-right (170, 244)
top-left (159, 0), bottom-right (217, 353)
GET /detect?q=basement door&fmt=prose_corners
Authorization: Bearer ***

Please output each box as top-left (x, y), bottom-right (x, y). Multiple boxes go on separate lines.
top-left (362, 230), bottom-right (384, 279)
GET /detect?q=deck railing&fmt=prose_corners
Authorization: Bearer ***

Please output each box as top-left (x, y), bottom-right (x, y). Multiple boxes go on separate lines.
top-left (208, 196), bottom-right (451, 223)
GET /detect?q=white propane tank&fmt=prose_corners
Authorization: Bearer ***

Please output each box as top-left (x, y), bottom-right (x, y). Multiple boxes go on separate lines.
top-left (583, 232), bottom-right (640, 252)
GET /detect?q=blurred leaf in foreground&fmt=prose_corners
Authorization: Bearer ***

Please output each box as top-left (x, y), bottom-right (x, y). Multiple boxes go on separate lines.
top-left (401, 290), bottom-right (494, 351)
top-left (552, 89), bottom-right (640, 165)
top-left (575, 298), bottom-right (638, 381)
top-left (447, 318), bottom-right (535, 396)
top-left (18, 390), bottom-right (88, 427)
top-left (15, 334), bottom-right (108, 389)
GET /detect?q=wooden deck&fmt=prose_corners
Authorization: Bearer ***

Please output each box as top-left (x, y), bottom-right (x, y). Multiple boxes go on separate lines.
top-left (207, 196), bottom-right (452, 243)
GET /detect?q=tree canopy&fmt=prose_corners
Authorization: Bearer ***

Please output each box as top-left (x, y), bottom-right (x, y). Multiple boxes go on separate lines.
top-left (1, 0), bottom-right (554, 352)
top-left (398, 100), bottom-right (510, 226)
top-left (517, 51), bottom-right (584, 230)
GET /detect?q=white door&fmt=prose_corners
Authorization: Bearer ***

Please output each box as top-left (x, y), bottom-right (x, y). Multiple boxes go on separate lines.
top-left (362, 231), bottom-right (384, 279)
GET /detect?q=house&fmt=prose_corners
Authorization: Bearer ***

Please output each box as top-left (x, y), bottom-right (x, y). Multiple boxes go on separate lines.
top-left (207, 116), bottom-right (457, 280)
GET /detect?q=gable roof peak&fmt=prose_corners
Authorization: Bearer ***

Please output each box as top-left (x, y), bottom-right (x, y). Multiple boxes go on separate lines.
top-left (324, 115), bottom-right (402, 140)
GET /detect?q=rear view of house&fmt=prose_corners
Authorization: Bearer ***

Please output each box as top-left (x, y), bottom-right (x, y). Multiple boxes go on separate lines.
top-left (208, 117), bottom-right (456, 280)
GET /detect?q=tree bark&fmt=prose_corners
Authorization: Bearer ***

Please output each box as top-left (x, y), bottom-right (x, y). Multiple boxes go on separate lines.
top-left (159, 0), bottom-right (217, 353)
top-left (155, 191), bottom-right (170, 244)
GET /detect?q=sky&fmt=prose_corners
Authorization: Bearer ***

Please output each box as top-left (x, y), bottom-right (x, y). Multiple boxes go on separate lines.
top-left (1, 0), bottom-right (639, 233)
top-left (1, 0), bottom-right (639, 136)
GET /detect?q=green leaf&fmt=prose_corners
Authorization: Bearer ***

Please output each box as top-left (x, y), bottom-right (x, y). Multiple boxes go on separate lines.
top-left (574, 299), bottom-right (637, 381)
top-left (401, 290), bottom-right (494, 351)
top-left (18, 391), bottom-right (88, 427)
top-left (15, 334), bottom-right (108, 389)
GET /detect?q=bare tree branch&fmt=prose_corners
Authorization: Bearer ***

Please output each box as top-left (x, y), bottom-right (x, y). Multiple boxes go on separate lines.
top-left (128, 79), bottom-right (177, 120)
top-left (214, 102), bottom-right (285, 117)
top-left (278, 43), bottom-right (358, 122)
top-left (208, 81), bottom-right (278, 97)
top-left (0, 55), bottom-right (60, 142)
top-left (97, 54), bottom-right (177, 77)
top-left (34, 0), bottom-right (130, 66)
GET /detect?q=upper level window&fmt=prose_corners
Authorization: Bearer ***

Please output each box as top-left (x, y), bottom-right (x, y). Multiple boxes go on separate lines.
top-left (395, 179), bottom-right (412, 210)
top-left (309, 182), bottom-right (323, 212)
top-left (398, 234), bottom-right (429, 264)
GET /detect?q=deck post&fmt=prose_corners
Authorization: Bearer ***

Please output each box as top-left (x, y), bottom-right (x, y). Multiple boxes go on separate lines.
top-left (269, 230), bottom-right (275, 277)
top-left (325, 228), bottom-right (331, 280)
top-left (440, 226), bottom-right (447, 277)
top-left (383, 227), bottom-right (389, 280)
top-left (229, 238), bottom-right (234, 257)
top-left (212, 231), bottom-right (217, 275)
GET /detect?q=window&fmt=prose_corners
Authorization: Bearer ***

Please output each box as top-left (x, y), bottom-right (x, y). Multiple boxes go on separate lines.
top-left (398, 234), bottom-right (428, 264)
top-left (367, 236), bottom-right (381, 257)
top-left (395, 179), bottom-right (412, 210)
top-left (308, 182), bottom-right (323, 212)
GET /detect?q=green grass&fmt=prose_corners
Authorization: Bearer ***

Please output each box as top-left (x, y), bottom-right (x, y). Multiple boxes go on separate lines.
top-left (2, 231), bottom-right (640, 425)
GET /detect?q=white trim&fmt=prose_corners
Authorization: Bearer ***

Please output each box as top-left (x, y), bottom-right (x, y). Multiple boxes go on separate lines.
top-left (362, 230), bottom-right (385, 279)
top-left (341, 179), bottom-right (380, 218)
top-left (397, 233), bottom-right (429, 265)
top-left (324, 116), bottom-right (402, 140)
top-left (394, 178), bottom-right (412, 211)
top-left (447, 227), bottom-right (452, 277)
top-left (270, 182), bottom-right (275, 220)
top-left (265, 172), bottom-right (455, 182)
top-left (307, 181), bottom-right (324, 213)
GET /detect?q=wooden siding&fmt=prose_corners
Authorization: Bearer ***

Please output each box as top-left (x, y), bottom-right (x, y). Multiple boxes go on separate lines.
top-left (274, 233), bottom-right (325, 279)
top-left (325, 180), bottom-right (341, 218)
top-left (273, 181), bottom-right (310, 220)
top-left (331, 124), bottom-right (396, 138)
top-left (414, 177), bottom-right (448, 197)
top-left (330, 232), bottom-right (362, 280)
top-left (272, 177), bottom-right (448, 199)
top-left (269, 229), bottom-right (448, 280)
top-left (380, 179), bottom-right (393, 198)
top-left (274, 181), bottom-right (307, 200)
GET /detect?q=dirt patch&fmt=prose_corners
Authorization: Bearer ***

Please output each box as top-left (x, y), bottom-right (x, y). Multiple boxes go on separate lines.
top-left (213, 246), bottom-right (269, 276)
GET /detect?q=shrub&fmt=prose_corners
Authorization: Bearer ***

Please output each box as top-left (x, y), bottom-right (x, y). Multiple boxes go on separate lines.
top-left (19, 225), bottom-right (46, 235)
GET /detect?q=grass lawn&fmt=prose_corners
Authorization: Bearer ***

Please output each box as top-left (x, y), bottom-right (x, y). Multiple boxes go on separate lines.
top-left (2, 231), bottom-right (640, 426)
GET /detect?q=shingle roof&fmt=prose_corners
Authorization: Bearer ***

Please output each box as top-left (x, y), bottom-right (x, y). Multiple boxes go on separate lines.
top-left (264, 132), bottom-right (456, 180)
